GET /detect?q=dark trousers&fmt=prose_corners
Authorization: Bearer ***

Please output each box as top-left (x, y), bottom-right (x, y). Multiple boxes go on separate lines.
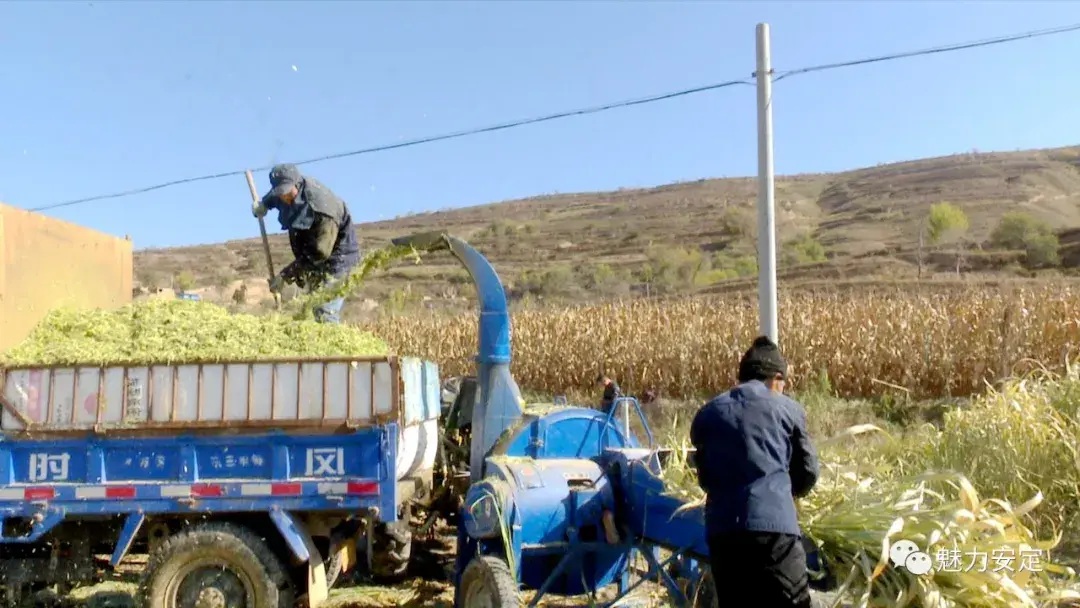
top-left (707, 531), bottom-right (812, 608)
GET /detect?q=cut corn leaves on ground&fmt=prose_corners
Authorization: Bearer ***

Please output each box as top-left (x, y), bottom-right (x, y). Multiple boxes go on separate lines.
top-left (661, 448), bottom-right (1078, 607)
top-left (804, 471), bottom-right (1077, 607)
top-left (657, 410), bottom-right (1080, 607)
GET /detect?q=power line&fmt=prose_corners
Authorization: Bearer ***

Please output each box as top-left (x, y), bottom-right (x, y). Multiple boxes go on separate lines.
top-left (28, 79), bottom-right (754, 212)
top-left (29, 168), bottom-right (251, 212)
top-left (29, 21), bottom-right (1080, 213)
top-left (773, 22), bottom-right (1080, 83)
top-left (280, 80), bottom-right (755, 170)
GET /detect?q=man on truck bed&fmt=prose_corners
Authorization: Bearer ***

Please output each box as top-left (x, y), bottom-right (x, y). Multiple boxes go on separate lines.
top-left (690, 336), bottom-right (819, 608)
top-left (252, 163), bottom-right (361, 323)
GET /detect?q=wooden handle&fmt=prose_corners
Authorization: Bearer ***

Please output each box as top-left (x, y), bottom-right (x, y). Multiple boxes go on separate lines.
top-left (246, 168), bottom-right (278, 278)
top-left (245, 170), bottom-right (281, 308)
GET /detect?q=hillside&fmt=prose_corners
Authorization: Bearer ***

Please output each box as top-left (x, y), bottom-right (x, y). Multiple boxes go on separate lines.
top-left (133, 145), bottom-right (1080, 318)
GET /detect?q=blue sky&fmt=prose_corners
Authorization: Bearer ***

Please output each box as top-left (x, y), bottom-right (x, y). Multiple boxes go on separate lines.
top-left (2, 1), bottom-right (1078, 249)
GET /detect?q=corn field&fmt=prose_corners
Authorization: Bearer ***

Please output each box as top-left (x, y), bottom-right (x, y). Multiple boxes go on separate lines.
top-left (367, 284), bottom-right (1080, 399)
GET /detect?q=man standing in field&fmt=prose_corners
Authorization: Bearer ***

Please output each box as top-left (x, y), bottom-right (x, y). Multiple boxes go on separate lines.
top-left (596, 374), bottom-right (622, 414)
top-left (690, 336), bottom-right (819, 607)
top-left (252, 164), bottom-right (361, 323)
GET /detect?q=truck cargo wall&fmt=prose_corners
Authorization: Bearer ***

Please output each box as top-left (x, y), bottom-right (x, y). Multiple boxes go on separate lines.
top-left (0, 203), bottom-right (133, 353)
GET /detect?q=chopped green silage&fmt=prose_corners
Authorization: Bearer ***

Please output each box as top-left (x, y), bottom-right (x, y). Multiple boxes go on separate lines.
top-left (1, 299), bottom-right (389, 367)
top-left (290, 245), bottom-right (424, 320)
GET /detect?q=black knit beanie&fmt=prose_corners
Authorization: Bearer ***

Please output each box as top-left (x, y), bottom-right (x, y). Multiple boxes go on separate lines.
top-left (737, 336), bottom-right (788, 383)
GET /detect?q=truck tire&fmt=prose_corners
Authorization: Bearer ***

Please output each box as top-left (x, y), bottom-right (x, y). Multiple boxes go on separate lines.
top-left (368, 519), bottom-right (412, 581)
top-left (138, 522), bottom-right (294, 608)
top-left (458, 555), bottom-right (519, 608)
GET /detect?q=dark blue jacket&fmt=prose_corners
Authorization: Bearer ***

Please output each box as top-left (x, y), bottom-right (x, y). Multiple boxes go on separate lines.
top-left (273, 176), bottom-right (361, 284)
top-left (689, 380), bottom-right (819, 537)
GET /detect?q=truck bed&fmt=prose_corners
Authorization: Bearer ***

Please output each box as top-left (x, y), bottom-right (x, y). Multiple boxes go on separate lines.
top-left (0, 356), bottom-right (439, 432)
top-left (0, 356), bottom-right (442, 484)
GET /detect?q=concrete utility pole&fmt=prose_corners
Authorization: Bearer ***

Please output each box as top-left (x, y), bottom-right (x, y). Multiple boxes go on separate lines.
top-left (755, 23), bottom-right (779, 345)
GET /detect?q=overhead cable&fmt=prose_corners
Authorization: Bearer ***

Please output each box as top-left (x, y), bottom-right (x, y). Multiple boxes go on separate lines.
top-left (28, 22), bottom-right (1080, 212)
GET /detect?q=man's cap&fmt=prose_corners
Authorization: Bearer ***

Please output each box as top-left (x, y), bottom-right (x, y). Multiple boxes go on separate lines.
top-left (737, 335), bottom-right (788, 383)
top-left (263, 164), bottom-right (303, 205)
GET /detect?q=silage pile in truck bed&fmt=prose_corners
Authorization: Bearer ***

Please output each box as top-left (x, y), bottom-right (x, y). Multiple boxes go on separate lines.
top-left (0, 299), bottom-right (389, 367)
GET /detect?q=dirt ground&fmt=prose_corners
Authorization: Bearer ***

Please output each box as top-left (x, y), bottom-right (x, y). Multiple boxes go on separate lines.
top-left (42, 523), bottom-right (678, 608)
top-left (30, 518), bottom-right (849, 607)
top-left (54, 571), bottom-right (670, 608)
top-left (58, 581), bottom-right (672, 608)
top-left (56, 576), bottom-right (835, 608)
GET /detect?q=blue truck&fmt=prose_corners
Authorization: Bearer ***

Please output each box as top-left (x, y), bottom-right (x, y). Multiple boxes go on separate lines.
top-left (0, 337), bottom-right (444, 604)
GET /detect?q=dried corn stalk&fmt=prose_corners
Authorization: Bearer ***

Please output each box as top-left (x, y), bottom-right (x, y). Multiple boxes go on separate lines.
top-left (653, 374), bottom-right (1080, 607)
top-left (368, 284), bottom-right (1080, 400)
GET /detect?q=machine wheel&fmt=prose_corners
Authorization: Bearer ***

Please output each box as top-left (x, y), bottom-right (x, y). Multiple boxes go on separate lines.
top-left (459, 555), bottom-right (519, 608)
top-left (686, 567), bottom-right (717, 608)
top-left (325, 546), bottom-right (345, 589)
top-left (138, 522), bottom-right (294, 608)
top-left (367, 519), bottom-right (413, 581)
top-left (312, 538), bottom-right (346, 589)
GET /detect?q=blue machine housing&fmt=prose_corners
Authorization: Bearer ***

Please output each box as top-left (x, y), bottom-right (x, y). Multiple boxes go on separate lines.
top-left (460, 402), bottom-right (649, 597)
top-left (606, 449), bottom-right (710, 558)
top-left (456, 399), bottom-right (721, 607)
top-left (390, 232), bottom-right (525, 482)
top-left (464, 456), bottom-right (630, 595)
top-left (489, 406), bottom-right (642, 460)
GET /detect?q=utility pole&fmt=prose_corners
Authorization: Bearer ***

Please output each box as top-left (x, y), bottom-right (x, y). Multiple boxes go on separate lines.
top-left (755, 23), bottom-right (779, 345)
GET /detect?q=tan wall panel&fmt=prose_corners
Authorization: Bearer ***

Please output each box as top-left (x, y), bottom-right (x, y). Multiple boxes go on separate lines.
top-left (0, 203), bottom-right (133, 353)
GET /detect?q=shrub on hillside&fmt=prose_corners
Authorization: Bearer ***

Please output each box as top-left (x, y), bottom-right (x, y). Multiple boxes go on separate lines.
top-left (990, 212), bottom-right (1060, 267)
top-left (782, 233), bottom-right (827, 266)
